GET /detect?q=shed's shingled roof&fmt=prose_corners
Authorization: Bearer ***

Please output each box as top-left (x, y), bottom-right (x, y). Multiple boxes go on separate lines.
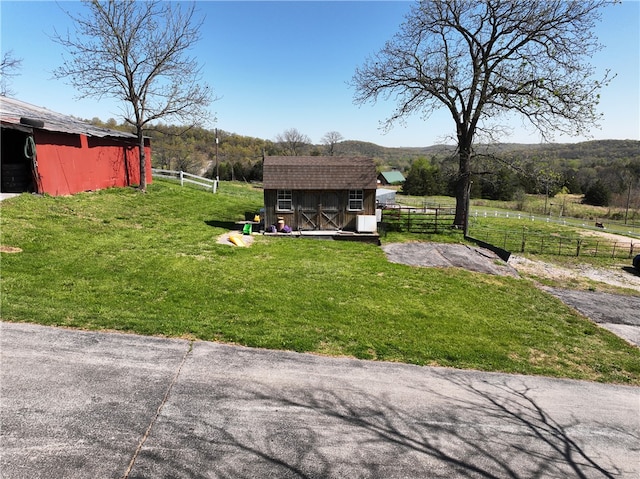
top-left (0, 97), bottom-right (136, 139)
top-left (263, 156), bottom-right (377, 190)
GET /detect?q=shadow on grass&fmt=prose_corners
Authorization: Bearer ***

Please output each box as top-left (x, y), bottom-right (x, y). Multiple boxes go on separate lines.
top-left (205, 220), bottom-right (240, 231)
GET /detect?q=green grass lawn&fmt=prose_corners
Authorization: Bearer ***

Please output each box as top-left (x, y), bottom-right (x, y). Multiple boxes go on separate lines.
top-left (2, 181), bottom-right (639, 384)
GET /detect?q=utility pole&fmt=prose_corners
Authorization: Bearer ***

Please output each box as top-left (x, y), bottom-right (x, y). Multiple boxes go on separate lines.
top-left (215, 128), bottom-right (219, 182)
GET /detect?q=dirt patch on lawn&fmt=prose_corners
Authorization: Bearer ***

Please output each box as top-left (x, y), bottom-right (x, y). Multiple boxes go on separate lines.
top-left (507, 255), bottom-right (640, 293)
top-left (216, 232), bottom-right (255, 247)
top-left (506, 227), bottom-right (640, 292)
top-left (580, 228), bottom-right (637, 243)
top-left (0, 246), bottom-right (22, 253)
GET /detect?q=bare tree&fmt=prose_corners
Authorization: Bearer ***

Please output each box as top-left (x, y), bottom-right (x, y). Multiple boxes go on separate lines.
top-left (52, 0), bottom-right (212, 191)
top-left (352, 0), bottom-right (612, 229)
top-left (275, 128), bottom-right (311, 156)
top-left (321, 131), bottom-right (344, 156)
top-left (1, 51), bottom-right (23, 96)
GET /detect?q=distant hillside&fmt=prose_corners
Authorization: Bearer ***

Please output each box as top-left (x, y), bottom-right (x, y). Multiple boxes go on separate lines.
top-left (335, 141), bottom-right (457, 170)
top-left (338, 139), bottom-right (639, 171)
top-left (86, 117), bottom-right (638, 179)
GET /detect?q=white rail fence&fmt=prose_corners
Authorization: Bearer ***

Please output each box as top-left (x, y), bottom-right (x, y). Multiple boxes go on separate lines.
top-left (151, 168), bottom-right (218, 193)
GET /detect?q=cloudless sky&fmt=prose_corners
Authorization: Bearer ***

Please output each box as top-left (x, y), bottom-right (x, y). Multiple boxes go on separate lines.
top-left (1, 0), bottom-right (638, 147)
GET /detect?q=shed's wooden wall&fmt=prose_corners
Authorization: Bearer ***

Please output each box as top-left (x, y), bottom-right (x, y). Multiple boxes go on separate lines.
top-left (264, 189), bottom-right (376, 231)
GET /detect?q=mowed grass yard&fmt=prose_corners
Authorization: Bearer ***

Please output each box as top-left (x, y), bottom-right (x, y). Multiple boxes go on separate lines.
top-left (1, 180), bottom-right (639, 385)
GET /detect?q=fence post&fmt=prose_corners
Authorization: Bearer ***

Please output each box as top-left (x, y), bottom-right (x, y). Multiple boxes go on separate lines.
top-left (612, 242), bottom-right (617, 258)
top-left (521, 227), bottom-right (526, 252)
top-left (180, 170), bottom-right (184, 187)
top-left (630, 242), bottom-right (635, 259)
top-left (576, 239), bottom-right (581, 257)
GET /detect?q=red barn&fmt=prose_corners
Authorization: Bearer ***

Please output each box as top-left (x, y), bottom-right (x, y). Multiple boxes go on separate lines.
top-left (0, 97), bottom-right (151, 195)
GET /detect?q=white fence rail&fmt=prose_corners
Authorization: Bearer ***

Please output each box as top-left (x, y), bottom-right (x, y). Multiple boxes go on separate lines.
top-left (152, 168), bottom-right (218, 193)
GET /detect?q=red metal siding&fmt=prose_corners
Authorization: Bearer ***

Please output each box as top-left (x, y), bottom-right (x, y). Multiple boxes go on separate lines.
top-left (32, 130), bottom-right (152, 195)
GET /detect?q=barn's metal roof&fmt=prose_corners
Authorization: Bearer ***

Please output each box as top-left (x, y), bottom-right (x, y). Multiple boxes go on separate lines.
top-left (0, 97), bottom-right (136, 139)
top-left (378, 170), bottom-right (405, 184)
top-left (263, 156), bottom-right (377, 190)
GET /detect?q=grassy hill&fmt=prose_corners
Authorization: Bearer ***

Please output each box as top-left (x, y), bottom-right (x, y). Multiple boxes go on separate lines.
top-left (1, 180), bottom-right (638, 384)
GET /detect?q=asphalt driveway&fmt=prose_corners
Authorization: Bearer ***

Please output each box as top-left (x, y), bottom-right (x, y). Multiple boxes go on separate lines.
top-left (545, 288), bottom-right (640, 347)
top-left (1, 322), bottom-right (638, 478)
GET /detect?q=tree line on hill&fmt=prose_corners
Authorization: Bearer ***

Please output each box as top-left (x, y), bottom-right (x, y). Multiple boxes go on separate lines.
top-left (88, 118), bottom-right (639, 210)
top-left (402, 150), bottom-right (640, 210)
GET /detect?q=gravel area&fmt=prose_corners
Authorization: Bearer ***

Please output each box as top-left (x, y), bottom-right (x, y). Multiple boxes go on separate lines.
top-left (508, 254), bottom-right (640, 292)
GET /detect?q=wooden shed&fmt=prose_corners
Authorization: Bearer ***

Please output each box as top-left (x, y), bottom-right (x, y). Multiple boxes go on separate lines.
top-left (0, 97), bottom-right (151, 196)
top-left (263, 156), bottom-right (377, 232)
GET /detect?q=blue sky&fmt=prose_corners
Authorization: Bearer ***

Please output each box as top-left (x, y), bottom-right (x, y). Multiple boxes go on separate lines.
top-left (1, 1), bottom-right (638, 147)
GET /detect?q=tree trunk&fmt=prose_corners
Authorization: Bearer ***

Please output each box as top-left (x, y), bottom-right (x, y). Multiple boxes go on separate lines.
top-left (137, 128), bottom-right (147, 192)
top-left (453, 138), bottom-right (472, 231)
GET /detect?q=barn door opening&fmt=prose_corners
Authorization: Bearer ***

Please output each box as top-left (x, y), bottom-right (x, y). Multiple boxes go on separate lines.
top-left (319, 192), bottom-right (340, 230)
top-left (298, 192), bottom-right (318, 230)
top-left (1, 128), bottom-right (36, 193)
top-left (299, 209), bottom-right (317, 230)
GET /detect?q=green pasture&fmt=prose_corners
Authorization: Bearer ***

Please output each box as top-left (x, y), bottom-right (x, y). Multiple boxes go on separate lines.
top-left (1, 180), bottom-right (638, 384)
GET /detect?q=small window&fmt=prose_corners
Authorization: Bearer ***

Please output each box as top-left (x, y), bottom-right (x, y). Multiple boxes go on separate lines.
top-left (348, 189), bottom-right (364, 211)
top-left (277, 190), bottom-right (292, 211)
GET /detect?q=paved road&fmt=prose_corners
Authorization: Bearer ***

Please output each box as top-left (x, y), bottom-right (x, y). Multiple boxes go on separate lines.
top-left (1, 322), bottom-right (639, 478)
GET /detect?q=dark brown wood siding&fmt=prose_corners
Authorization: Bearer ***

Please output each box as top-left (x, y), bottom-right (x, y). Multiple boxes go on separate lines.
top-left (264, 188), bottom-right (376, 231)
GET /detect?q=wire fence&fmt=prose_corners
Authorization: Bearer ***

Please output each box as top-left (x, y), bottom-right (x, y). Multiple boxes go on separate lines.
top-left (382, 204), bottom-right (638, 259)
top-left (469, 209), bottom-right (640, 239)
top-left (381, 206), bottom-right (456, 234)
top-left (468, 226), bottom-right (637, 259)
